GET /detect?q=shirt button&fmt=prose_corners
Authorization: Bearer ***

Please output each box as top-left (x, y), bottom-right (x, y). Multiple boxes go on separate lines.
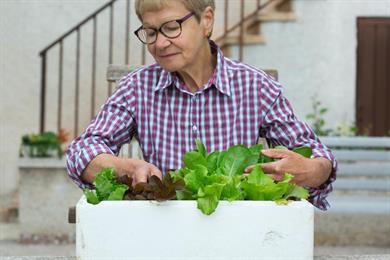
top-left (192, 124), bottom-right (198, 132)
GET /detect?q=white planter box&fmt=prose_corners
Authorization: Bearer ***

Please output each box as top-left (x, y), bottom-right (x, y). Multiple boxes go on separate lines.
top-left (76, 196), bottom-right (313, 260)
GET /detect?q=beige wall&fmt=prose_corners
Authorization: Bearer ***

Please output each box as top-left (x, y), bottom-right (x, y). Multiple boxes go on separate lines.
top-left (0, 0), bottom-right (262, 196)
top-left (232, 0), bottom-right (390, 130)
top-left (1, 0), bottom-right (389, 196)
top-left (0, 0), bottom-right (107, 196)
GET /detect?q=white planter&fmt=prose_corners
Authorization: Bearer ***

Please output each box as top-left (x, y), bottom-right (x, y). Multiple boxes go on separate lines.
top-left (76, 196), bottom-right (314, 260)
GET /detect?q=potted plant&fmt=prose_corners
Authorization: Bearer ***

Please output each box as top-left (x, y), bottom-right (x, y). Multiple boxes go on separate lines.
top-left (20, 128), bottom-right (69, 158)
top-left (75, 140), bottom-right (314, 259)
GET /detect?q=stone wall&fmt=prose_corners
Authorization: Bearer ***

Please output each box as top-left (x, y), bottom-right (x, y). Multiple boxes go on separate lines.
top-left (230, 0), bottom-right (390, 129)
top-left (18, 158), bottom-right (82, 242)
top-left (1, 0), bottom-right (390, 197)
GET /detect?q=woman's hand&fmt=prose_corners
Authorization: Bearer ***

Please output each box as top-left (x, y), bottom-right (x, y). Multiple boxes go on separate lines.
top-left (244, 149), bottom-right (332, 188)
top-left (81, 154), bottom-right (162, 186)
top-left (123, 158), bottom-right (163, 186)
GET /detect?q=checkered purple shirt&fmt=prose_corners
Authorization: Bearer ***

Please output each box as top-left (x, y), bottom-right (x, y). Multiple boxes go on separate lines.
top-left (66, 41), bottom-right (337, 210)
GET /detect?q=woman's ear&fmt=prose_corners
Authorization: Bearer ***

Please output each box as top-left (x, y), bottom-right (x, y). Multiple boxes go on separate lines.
top-left (202, 6), bottom-right (215, 38)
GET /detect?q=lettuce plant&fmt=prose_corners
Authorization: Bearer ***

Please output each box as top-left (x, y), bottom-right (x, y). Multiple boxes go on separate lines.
top-left (83, 168), bottom-right (185, 204)
top-left (83, 168), bottom-right (129, 204)
top-left (170, 140), bottom-right (310, 215)
top-left (84, 140), bottom-right (311, 216)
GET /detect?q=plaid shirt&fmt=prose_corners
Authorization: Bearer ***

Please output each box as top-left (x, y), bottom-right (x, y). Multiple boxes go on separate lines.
top-left (66, 41), bottom-right (337, 210)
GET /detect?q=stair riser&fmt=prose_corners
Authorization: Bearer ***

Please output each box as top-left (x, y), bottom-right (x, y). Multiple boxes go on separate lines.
top-left (315, 213), bottom-right (390, 247)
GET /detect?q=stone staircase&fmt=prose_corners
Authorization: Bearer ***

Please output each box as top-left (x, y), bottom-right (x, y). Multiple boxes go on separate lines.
top-left (216, 0), bottom-right (296, 54)
top-left (315, 137), bottom-right (390, 247)
top-left (0, 190), bottom-right (20, 241)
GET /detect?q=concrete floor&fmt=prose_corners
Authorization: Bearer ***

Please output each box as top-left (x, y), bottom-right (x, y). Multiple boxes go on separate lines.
top-left (0, 241), bottom-right (74, 257)
top-left (1, 240), bottom-right (390, 257)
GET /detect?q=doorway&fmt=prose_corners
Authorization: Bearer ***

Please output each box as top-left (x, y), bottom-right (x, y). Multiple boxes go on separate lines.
top-left (356, 17), bottom-right (390, 136)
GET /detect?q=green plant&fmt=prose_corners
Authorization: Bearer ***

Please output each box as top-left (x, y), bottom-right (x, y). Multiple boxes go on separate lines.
top-left (305, 96), bottom-right (332, 136)
top-left (84, 140), bottom-right (311, 216)
top-left (20, 129), bottom-right (69, 158)
top-left (331, 121), bottom-right (358, 137)
top-left (84, 168), bottom-right (185, 204)
top-left (83, 168), bottom-right (129, 204)
top-left (171, 140), bottom-right (310, 215)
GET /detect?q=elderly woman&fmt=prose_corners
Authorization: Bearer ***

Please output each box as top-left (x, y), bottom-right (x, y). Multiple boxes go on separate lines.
top-left (67, 0), bottom-right (336, 210)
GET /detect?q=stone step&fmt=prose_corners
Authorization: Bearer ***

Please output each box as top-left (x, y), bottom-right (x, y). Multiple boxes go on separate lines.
top-left (333, 150), bottom-right (390, 161)
top-left (315, 211), bottom-right (390, 247)
top-left (256, 11), bottom-right (296, 22)
top-left (331, 189), bottom-right (390, 198)
top-left (0, 242), bottom-right (389, 259)
top-left (0, 223), bottom-right (20, 240)
top-left (338, 162), bottom-right (390, 177)
top-left (332, 179), bottom-right (390, 192)
top-left (0, 190), bottom-right (19, 223)
top-left (314, 194), bottom-right (390, 247)
top-left (0, 206), bottom-right (18, 223)
top-left (325, 194), bottom-right (390, 214)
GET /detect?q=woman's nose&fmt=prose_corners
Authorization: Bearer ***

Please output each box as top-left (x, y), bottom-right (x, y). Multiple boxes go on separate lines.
top-left (154, 32), bottom-right (171, 49)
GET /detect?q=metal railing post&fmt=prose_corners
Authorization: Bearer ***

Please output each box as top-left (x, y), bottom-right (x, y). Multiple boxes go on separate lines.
top-left (39, 52), bottom-right (47, 133)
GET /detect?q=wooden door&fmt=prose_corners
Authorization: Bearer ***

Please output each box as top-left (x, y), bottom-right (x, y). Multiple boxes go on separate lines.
top-left (356, 17), bottom-right (390, 136)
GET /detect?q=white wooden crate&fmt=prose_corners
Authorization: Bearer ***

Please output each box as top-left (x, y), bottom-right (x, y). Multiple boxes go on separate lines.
top-left (76, 196), bottom-right (313, 260)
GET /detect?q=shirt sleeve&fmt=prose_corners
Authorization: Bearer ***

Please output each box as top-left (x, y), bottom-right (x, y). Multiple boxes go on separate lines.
top-left (259, 76), bottom-right (337, 210)
top-left (66, 76), bottom-right (137, 189)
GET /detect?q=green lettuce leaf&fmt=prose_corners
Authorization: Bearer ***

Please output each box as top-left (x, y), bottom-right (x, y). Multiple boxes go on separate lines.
top-left (249, 144), bottom-right (263, 155)
top-left (285, 184), bottom-right (309, 200)
top-left (107, 185), bottom-right (128, 200)
top-left (94, 168), bottom-right (117, 200)
top-left (221, 175), bottom-right (243, 201)
top-left (183, 151), bottom-right (207, 169)
top-left (183, 165), bottom-right (208, 193)
top-left (171, 140), bottom-right (312, 215)
top-left (197, 183), bottom-right (225, 215)
top-left (293, 146), bottom-right (313, 158)
top-left (221, 145), bottom-right (252, 176)
top-left (83, 189), bottom-right (100, 205)
top-left (195, 139), bottom-right (207, 158)
top-left (206, 151), bottom-right (219, 174)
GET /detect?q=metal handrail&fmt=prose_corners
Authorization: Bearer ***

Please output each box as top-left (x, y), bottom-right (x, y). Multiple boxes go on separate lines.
top-left (38, 0), bottom-right (285, 136)
top-left (39, 0), bottom-right (119, 134)
top-left (39, 0), bottom-right (117, 56)
top-left (215, 0), bottom-right (274, 46)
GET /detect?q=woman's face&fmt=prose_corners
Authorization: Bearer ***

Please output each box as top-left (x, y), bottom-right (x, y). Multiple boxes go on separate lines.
top-left (141, 1), bottom-right (212, 72)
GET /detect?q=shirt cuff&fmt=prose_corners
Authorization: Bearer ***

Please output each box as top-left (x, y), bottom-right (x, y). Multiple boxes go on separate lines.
top-left (308, 149), bottom-right (338, 210)
top-left (66, 143), bottom-right (115, 190)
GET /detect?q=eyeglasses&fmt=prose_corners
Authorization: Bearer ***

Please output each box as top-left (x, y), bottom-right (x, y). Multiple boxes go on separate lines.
top-left (134, 12), bottom-right (195, 44)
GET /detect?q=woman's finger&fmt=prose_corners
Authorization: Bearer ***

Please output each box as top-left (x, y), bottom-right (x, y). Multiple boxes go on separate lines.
top-left (262, 149), bottom-right (292, 159)
top-left (266, 173), bottom-right (284, 182)
top-left (261, 162), bottom-right (280, 175)
top-left (150, 165), bottom-right (163, 180)
top-left (133, 171), bottom-right (148, 186)
top-left (244, 165), bottom-right (255, 173)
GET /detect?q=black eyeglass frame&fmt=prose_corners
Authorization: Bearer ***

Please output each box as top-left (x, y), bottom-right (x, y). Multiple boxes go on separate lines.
top-left (134, 12), bottom-right (195, 44)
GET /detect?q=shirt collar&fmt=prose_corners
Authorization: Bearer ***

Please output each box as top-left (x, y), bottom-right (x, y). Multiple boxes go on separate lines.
top-left (209, 40), bottom-right (231, 96)
top-left (154, 68), bottom-right (173, 91)
top-left (153, 40), bottom-right (231, 96)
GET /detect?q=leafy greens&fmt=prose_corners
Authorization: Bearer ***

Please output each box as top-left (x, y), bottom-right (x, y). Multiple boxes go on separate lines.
top-left (170, 140), bottom-right (310, 215)
top-left (84, 140), bottom-right (311, 216)
top-left (83, 168), bottom-right (185, 204)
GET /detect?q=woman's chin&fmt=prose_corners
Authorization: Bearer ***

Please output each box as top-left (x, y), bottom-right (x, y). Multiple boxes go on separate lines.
top-left (159, 63), bottom-right (182, 72)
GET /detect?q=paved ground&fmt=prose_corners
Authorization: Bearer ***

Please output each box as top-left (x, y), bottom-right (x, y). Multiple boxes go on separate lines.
top-left (0, 241), bottom-right (74, 257)
top-left (1, 240), bottom-right (390, 257)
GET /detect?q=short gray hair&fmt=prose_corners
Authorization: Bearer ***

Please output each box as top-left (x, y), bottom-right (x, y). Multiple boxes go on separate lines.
top-left (134, 0), bottom-right (215, 22)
